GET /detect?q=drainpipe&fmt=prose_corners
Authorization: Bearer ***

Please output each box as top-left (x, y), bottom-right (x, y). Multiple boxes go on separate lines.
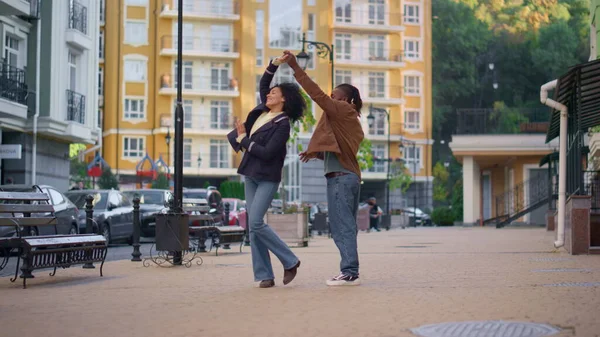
top-left (31, 14), bottom-right (41, 185)
top-left (540, 80), bottom-right (568, 248)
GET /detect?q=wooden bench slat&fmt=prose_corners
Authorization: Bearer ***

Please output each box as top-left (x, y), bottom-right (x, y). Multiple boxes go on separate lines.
top-left (23, 235), bottom-right (106, 247)
top-left (0, 192), bottom-right (50, 201)
top-left (0, 204), bottom-right (54, 213)
top-left (184, 206), bottom-right (210, 212)
top-left (0, 217), bottom-right (57, 227)
top-left (217, 226), bottom-right (245, 233)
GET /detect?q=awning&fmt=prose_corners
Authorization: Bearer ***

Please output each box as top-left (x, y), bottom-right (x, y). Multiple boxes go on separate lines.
top-left (546, 59), bottom-right (600, 143)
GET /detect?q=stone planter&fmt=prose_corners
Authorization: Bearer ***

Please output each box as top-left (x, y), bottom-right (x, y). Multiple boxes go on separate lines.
top-left (265, 212), bottom-right (308, 247)
top-left (391, 214), bottom-right (409, 229)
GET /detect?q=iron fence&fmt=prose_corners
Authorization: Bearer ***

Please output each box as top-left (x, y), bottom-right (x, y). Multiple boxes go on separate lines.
top-left (582, 171), bottom-right (600, 211)
top-left (455, 108), bottom-right (551, 135)
top-left (68, 1), bottom-right (88, 34)
top-left (67, 89), bottom-right (86, 124)
top-left (0, 60), bottom-right (28, 105)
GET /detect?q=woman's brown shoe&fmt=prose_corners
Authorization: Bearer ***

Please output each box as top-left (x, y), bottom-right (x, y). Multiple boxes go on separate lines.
top-left (259, 279), bottom-right (275, 288)
top-left (283, 260), bottom-right (301, 285)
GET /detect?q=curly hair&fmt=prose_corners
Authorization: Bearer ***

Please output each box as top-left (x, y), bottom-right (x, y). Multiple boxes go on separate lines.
top-left (271, 82), bottom-right (306, 123)
top-left (335, 83), bottom-right (363, 114)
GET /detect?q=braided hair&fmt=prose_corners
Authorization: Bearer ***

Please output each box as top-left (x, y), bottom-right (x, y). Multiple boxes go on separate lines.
top-left (335, 84), bottom-right (363, 115)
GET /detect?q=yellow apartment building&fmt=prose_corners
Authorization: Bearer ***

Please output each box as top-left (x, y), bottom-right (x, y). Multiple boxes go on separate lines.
top-left (95, 0), bottom-right (432, 208)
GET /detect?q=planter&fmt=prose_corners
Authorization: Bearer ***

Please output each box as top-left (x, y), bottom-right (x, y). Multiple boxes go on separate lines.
top-left (391, 214), bottom-right (409, 228)
top-left (265, 212), bottom-right (308, 247)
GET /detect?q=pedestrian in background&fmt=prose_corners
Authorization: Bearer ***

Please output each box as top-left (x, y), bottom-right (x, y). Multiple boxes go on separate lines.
top-left (368, 197), bottom-right (382, 232)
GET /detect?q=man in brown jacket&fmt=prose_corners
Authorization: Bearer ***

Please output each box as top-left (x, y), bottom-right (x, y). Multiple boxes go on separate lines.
top-left (282, 51), bottom-right (364, 286)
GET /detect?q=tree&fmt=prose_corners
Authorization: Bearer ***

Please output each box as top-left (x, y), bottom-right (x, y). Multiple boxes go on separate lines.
top-left (152, 173), bottom-right (170, 190)
top-left (451, 179), bottom-right (464, 222)
top-left (97, 168), bottom-right (119, 190)
top-left (357, 138), bottom-right (374, 171)
top-left (219, 181), bottom-right (245, 199)
top-left (433, 162), bottom-right (450, 203)
top-left (389, 161), bottom-right (413, 193)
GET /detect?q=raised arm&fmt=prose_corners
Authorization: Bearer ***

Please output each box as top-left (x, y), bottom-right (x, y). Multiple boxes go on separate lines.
top-left (259, 60), bottom-right (281, 105)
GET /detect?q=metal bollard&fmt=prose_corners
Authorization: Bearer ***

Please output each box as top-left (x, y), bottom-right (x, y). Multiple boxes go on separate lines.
top-left (131, 197), bottom-right (142, 261)
top-left (244, 210), bottom-right (250, 246)
top-left (223, 202), bottom-right (231, 249)
top-left (83, 194), bottom-right (96, 269)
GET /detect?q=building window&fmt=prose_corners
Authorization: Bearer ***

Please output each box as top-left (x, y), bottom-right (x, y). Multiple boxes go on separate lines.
top-left (404, 75), bottom-right (421, 95)
top-left (126, 0), bottom-right (148, 6)
top-left (211, 101), bottom-right (230, 129)
top-left (211, 62), bottom-right (230, 90)
top-left (335, 70), bottom-right (352, 87)
top-left (368, 0), bottom-right (385, 25)
top-left (256, 10), bottom-right (264, 66)
top-left (308, 0), bottom-right (315, 5)
top-left (99, 30), bottom-right (105, 59)
top-left (403, 145), bottom-right (421, 174)
top-left (368, 72), bottom-right (385, 98)
top-left (368, 144), bottom-right (386, 173)
top-left (68, 51), bottom-right (78, 90)
top-left (268, 0), bottom-right (302, 49)
top-left (404, 40), bottom-right (420, 59)
top-left (404, 4), bottom-right (420, 24)
top-left (335, 33), bottom-right (351, 60)
top-left (183, 100), bottom-right (193, 128)
top-left (3, 35), bottom-right (19, 68)
top-left (255, 74), bottom-right (261, 105)
top-left (307, 13), bottom-right (316, 69)
top-left (335, 0), bottom-right (352, 23)
top-left (210, 139), bottom-right (229, 168)
top-left (183, 139), bottom-right (192, 167)
top-left (368, 35), bottom-right (385, 60)
top-left (99, 0), bottom-right (105, 22)
top-left (368, 110), bottom-right (386, 135)
top-left (125, 21), bottom-right (148, 45)
top-left (272, 63), bottom-right (294, 84)
top-left (124, 98), bottom-right (145, 120)
top-left (124, 59), bottom-right (146, 81)
top-left (174, 60), bottom-right (193, 89)
top-left (210, 25), bottom-right (232, 52)
top-left (404, 110), bottom-right (421, 130)
top-left (123, 137), bottom-right (144, 158)
top-left (98, 67), bottom-right (103, 96)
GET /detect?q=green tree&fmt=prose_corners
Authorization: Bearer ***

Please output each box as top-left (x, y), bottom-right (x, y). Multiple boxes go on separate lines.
top-left (152, 173), bottom-right (170, 190)
top-left (357, 138), bottom-right (374, 171)
top-left (451, 179), bottom-right (464, 222)
top-left (433, 162), bottom-right (450, 203)
top-left (389, 161), bottom-right (413, 193)
top-left (97, 168), bottom-right (119, 190)
top-left (219, 181), bottom-right (245, 199)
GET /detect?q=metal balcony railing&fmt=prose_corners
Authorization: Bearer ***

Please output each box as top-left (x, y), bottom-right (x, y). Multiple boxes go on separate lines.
top-left (68, 1), bottom-right (88, 34)
top-left (164, 0), bottom-right (239, 16)
top-left (337, 83), bottom-right (403, 100)
top-left (0, 60), bottom-right (29, 105)
top-left (161, 36), bottom-right (238, 53)
top-left (334, 8), bottom-right (403, 26)
top-left (336, 47), bottom-right (404, 63)
top-left (66, 89), bottom-right (86, 124)
top-left (455, 108), bottom-right (551, 135)
top-left (160, 74), bottom-right (238, 93)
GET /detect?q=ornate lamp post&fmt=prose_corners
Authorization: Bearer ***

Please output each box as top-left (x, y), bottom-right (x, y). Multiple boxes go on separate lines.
top-left (165, 128), bottom-right (171, 175)
top-left (297, 32), bottom-right (335, 91)
top-left (367, 105), bottom-right (391, 214)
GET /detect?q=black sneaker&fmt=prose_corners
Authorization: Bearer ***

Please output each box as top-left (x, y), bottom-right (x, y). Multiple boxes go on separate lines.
top-left (326, 273), bottom-right (361, 286)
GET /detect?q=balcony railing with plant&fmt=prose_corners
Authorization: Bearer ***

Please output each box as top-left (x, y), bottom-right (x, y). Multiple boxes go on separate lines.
top-left (66, 89), bottom-right (86, 124)
top-left (164, 0), bottom-right (239, 16)
top-left (335, 47), bottom-right (403, 63)
top-left (161, 36), bottom-right (238, 53)
top-left (68, 1), bottom-right (88, 34)
top-left (0, 60), bottom-right (29, 106)
top-left (455, 106), bottom-right (550, 135)
top-left (160, 74), bottom-right (239, 93)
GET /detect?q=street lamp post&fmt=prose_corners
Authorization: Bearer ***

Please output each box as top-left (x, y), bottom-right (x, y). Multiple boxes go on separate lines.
top-left (297, 32), bottom-right (335, 91)
top-left (165, 128), bottom-right (171, 176)
top-left (367, 105), bottom-right (391, 214)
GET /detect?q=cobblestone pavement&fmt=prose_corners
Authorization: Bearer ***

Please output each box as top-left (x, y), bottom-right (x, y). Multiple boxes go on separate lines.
top-left (1, 227), bottom-right (599, 337)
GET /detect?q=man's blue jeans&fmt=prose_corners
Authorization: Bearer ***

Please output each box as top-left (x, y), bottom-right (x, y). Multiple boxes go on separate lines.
top-left (245, 176), bottom-right (299, 282)
top-left (327, 172), bottom-right (361, 277)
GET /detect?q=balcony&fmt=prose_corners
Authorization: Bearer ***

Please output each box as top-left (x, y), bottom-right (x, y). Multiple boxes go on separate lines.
top-left (66, 1), bottom-right (92, 50)
top-left (0, 61), bottom-right (29, 120)
top-left (66, 89), bottom-right (86, 124)
top-left (455, 108), bottom-right (550, 135)
top-left (333, 9), bottom-right (404, 33)
top-left (347, 83), bottom-right (404, 105)
top-left (0, 0), bottom-right (39, 19)
top-left (160, 0), bottom-right (240, 21)
top-left (159, 74), bottom-right (239, 98)
top-left (160, 36), bottom-right (239, 60)
top-left (336, 47), bottom-right (404, 69)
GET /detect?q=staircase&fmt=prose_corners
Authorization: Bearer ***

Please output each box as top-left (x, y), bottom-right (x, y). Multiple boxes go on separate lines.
top-left (490, 172), bottom-right (553, 228)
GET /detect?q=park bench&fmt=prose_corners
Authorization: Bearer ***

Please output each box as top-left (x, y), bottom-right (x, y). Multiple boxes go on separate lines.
top-left (0, 189), bottom-right (107, 288)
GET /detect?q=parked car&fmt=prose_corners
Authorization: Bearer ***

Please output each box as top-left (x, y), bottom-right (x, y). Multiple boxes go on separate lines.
top-left (122, 189), bottom-right (171, 237)
top-left (0, 184), bottom-right (80, 237)
top-left (64, 190), bottom-right (134, 244)
top-left (402, 207), bottom-right (432, 226)
top-left (270, 199), bottom-right (284, 214)
top-left (183, 188), bottom-right (225, 225)
top-left (222, 198), bottom-right (246, 226)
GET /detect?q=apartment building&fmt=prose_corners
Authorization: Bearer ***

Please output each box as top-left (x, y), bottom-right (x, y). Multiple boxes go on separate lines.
top-left (0, 0), bottom-right (100, 191)
top-left (97, 0), bottom-right (432, 208)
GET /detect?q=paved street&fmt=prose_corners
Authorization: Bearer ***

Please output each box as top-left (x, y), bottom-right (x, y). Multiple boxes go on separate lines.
top-left (1, 227), bottom-right (599, 337)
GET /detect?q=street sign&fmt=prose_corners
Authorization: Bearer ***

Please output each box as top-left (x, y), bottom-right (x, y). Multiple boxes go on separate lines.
top-left (0, 144), bottom-right (22, 159)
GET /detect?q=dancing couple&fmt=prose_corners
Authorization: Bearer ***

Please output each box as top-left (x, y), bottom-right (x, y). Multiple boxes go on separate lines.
top-left (227, 51), bottom-right (364, 288)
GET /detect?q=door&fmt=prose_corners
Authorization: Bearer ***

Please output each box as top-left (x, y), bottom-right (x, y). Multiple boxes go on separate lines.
top-left (528, 168), bottom-right (549, 225)
top-left (482, 173), bottom-right (492, 220)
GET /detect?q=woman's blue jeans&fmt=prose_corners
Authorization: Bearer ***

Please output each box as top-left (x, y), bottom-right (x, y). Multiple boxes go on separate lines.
top-left (245, 176), bottom-right (299, 281)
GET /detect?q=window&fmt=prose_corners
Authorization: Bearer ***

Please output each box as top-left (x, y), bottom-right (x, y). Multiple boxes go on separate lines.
top-left (368, 35), bottom-right (385, 60)
top-left (404, 4), bottom-right (420, 24)
top-left (124, 59), bottom-right (146, 81)
top-left (368, 144), bottom-right (386, 173)
top-left (123, 137), bottom-right (145, 158)
top-left (4, 35), bottom-right (19, 68)
top-left (99, 0), bottom-right (105, 22)
top-left (368, 110), bottom-right (386, 135)
top-left (368, 0), bottom-right (385, 25)
top-left (335, 0), bottom-right (352, 23)
top-left (404, 110), bottom-right (420, 130)
top-left (272, 63), bottom-right (294, 84)
top-left (403, 145), bottom-right (421, 174)
top-left (125, 21), bottom-right (148, 45)
top-left (368, 72), bottom-right (385, 98)
top-left (183, 139), bottom-right (192, 167)
top-left (255, 74), bottom-right (261, 105)
top-left (256, 10), bottom-right (264, 66)
top-left (404, 75), bottom-right (420, 95)
top-left (124, 98), bottom-right (145, 120)
top-left (307, 13), bottom-right (316, 69)
top-left (210, 25), bottom-right (231, 52)
top-left (211, 62), bottom-right (230, 90)
top-left (404, 40), bottom-right (420, 59)
top-left (68, 51), bottom-right (78, 90)
top-left (183, 100), bottom-right (193, 128)
top-left (268, 0), bottom-right (302, 49)
top-left (98, 67), bottom-right (104, 96)
top-left (335, 70), bottom-right (352, 87)
top-left (308, 0), bottom-right (316, 5)
top-left (48, 188), bottom-right (66, 205)
top-left (174, 61), bottom-right (193, 89)
top-left (211, 101), bottom-right (230, 129)
top-left (210, 140), bottom-right (229, 168)
top-left (335, 33), bottom-right (351, 60)
top-left (99, 30), bottom-right (105, 59)
top-left (126, 0), bottom-right (148, 6)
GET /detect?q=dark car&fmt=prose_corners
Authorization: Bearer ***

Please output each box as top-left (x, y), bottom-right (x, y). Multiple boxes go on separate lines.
top-left (122, 189), bottom-right (171, 237)
top-left (64, 190), bottom-right (134, 244)
top-left (183, 188), bottom-right (224, 225)
top-left (0, 184), bottom-right (80, 237)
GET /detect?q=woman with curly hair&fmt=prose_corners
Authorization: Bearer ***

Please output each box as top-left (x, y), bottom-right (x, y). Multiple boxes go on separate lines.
top-left (227, 56), bottom-right (305, 288)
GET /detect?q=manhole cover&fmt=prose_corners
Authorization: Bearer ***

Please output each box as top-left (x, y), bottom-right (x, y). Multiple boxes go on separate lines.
top-left (396, 246), bottom-right (429, 248)
top-left (532, 268), bottom-right (592, 273)
top-left (411, 321), bottom-right (560, 337)
top-left (543, 282), bottom-right (600, 287)
top-left (529, 257), bottom-right (572, 261)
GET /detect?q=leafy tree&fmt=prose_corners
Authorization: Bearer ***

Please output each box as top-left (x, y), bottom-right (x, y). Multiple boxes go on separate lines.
top-left (152, 173), bottom-right (170, 190)
top-left (389, 161), bottom-right (413, 193)
top-left (357, 138), bottom-right (374, 171)
top-left (97, 168), bottom-right (119, 190)
top-left (433, 162), bottom-right (450, 203)
top-left (451, 179), bottom-right (464, 222)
